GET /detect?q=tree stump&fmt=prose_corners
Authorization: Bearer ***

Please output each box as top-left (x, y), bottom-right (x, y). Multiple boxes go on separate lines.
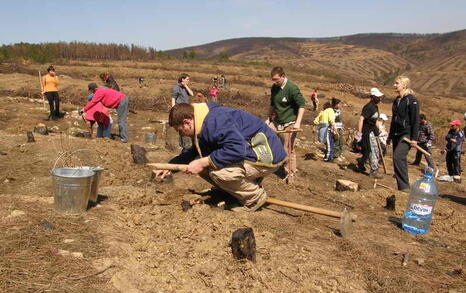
top-left (26, 131), bottom-right (35, 143)
top-left (131, 144), bottom-right (149, 165)
top-left (231, 227), bottom-right (256, 262)
top-left (385, 195), bottom-right (396, 210)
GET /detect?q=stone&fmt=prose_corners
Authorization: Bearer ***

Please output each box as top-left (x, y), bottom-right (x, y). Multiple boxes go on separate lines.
top-left (335, 179), bottom-right (359, 192)
top-left (71, 252), bottom-right (84, 258)
top-left (33, 123), bottom-right (49, 135)
top-left (68, 127), bottom-right (89, 138)
top-left (9, 210), bottom-right (25, 217)
top-left (58, 249), bottom-right (70, 256)
top-left (63, 239), bottom-right (75, 244)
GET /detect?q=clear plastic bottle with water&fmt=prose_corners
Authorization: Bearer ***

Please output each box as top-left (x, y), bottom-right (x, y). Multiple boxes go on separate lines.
top-left (402, 167), bottom-right (439, 234)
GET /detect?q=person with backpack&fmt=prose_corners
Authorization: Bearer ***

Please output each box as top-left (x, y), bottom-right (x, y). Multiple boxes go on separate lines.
top-left (388, 76), bottom-right (420, 191)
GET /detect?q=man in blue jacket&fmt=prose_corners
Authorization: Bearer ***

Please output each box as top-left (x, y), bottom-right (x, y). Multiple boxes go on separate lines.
top-left (155, 103), bottom-right (287, 212)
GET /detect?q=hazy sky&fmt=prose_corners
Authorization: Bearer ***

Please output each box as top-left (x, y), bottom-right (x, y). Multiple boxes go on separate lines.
top-left (1, 0), bottom-right (465, 50)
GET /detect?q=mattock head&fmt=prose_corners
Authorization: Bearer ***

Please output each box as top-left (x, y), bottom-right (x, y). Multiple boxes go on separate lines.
top-left (340, 208), bottom-right (353, 238)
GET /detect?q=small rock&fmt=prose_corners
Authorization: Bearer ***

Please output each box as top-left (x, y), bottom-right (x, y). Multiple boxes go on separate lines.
top-left (73, 121), bottom-right (80, 126)
top-left (414, 258), bottom-right (425, 266)
top-left (50, 126), bottom-right (60, 133)
top-left (33, 124), bottom-right (49, 135)
top-left (335, 179), bottom-right (359, 192)
top-left (39, 221), bottom-right (55, 230)
top-left (71, 252), bottom-right (84, 258)
top-left (9, 210), bottom-right (25, 217)
top-left (63, 239), bottom-right (75, 244)
top-left (68, 127), bottom-right (89, 138)
top-left (0, 151), bottom-right (7, 155)
top-left (58, 249), bottom-right (70, 256)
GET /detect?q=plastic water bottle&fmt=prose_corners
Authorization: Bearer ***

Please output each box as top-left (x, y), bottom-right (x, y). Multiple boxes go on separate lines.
top-left (402, 167), bottom-right (439, 234)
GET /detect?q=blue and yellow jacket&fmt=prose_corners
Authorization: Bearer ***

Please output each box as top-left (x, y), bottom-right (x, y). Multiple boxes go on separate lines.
top-left (171, 103), bottom-right (287, 168)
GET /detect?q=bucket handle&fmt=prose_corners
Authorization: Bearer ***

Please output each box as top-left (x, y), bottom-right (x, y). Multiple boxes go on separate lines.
top-left (52, 149), bottom-right (93, 173)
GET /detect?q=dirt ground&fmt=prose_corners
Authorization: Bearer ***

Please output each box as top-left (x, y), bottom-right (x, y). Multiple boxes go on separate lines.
top-left (1, 96), bottom-right (465, 293)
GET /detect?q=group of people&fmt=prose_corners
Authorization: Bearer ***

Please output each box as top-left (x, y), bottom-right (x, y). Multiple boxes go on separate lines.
top-left (158, 66), bottom-right (302, 212)
top-left (156, 68), bottom-right (464, 212)
top-left (354, 76), bottom-right (464, 189)
top-left (42, 67), bottom-right (129, 143)
top-left (43, 64), bottom-right (463, 212)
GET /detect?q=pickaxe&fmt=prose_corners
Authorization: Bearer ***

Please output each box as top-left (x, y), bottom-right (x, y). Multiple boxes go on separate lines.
top-left (402, 137), bottom-right (431, 157)
top-left (148, 162), bottom-right (356, 237)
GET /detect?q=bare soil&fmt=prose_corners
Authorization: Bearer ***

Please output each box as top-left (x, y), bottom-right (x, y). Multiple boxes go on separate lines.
top-left (1, 95), bottom-right (465, 293)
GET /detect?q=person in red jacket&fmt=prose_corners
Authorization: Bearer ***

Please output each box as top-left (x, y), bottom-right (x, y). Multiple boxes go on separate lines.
top-left (82, 83), bottom-right (128, 142)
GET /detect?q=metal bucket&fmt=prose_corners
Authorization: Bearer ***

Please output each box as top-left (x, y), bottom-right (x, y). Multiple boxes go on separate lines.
top-left (145, 133), bottom-right (157, 144)
top-left (80, 167), bottom-right (104, 202)
top-left (52, 168), bottom-right (95, 215)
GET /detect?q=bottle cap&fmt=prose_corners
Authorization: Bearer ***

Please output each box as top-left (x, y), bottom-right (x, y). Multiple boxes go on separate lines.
top-left (424, 166), bottom-right (434, 179)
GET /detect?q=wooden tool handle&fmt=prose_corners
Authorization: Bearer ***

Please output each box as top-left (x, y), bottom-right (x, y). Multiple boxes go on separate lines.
top-left (147, 163), bottom-right (188, 171)
top-left (376, 137), bottom-right (388, 174)
top-left (266, 198), bottom-right (356, 221)
top-left (402, 137), bottom-right (431, 157)
top-left (276, 128), bottom-right (303, 134)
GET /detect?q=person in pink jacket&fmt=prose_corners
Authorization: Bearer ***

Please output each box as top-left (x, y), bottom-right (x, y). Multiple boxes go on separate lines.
top-left (82, 83), bottom-right (128, 142)
top-left (83, 93), bottom-right (112, 138)
top-left (209, 86), bottom-right (219, 102)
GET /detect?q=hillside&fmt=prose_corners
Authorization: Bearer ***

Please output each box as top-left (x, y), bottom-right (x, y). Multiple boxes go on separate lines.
top-left (0, 59), bottom-right (465, 292)
top-left (166, 30), bottom-right (466, 98)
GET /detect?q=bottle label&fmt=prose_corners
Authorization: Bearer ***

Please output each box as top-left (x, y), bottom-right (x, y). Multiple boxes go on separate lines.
top-left (410, 203), bottom-right (432, 216)
top-left (419, 182), bottom-right (430, 193)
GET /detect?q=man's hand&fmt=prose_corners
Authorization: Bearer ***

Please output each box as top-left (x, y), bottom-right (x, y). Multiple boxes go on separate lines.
top-left (354, 132), bottom-right (362, 142)
top-left (293, 122), bottom-right (301, 129)
top-left (154, 170), bottom-right (171, 179)
top-left (451, 138), bottom-right (457, 143)
top-left (410, 140), bottom-right (418, 147)
top-left (185, 157), bottom-right (210, 175)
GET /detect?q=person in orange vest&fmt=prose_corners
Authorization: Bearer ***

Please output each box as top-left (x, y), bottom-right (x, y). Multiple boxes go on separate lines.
top-left (42, 65), bottom-right (61, 120)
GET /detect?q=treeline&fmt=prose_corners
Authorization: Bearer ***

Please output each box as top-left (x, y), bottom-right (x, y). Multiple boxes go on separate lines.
top-left (0, 42), bottom-right (169, 63)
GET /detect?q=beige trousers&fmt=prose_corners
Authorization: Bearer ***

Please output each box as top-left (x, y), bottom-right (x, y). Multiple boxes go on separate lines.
top-left (199, 162), bottom-right (279, 206)
top-left (267, 122), bottom-right (297, 174)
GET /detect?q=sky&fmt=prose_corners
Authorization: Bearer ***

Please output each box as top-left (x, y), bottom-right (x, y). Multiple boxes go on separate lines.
top-left (1, 0), bottom-right (465, 50)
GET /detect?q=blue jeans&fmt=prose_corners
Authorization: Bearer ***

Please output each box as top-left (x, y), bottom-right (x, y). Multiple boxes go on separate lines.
top-left (317, 123), bottom-right (329, 143)
top-left (117, 97), bottom-right (129, 142)
top-left (96, 118), bottom-right (112, 138)
top-left (325, 130), bottom-right (334, 161)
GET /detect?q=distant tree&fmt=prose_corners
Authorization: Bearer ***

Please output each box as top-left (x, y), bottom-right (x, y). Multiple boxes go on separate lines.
top-left (218, 52), bottom-right (229, 61)
top-left (188, 50), bottom-right (196, 59)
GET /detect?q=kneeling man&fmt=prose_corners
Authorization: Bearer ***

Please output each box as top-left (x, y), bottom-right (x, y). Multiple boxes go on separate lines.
top-left (155, 103), bottom-right (287, 212)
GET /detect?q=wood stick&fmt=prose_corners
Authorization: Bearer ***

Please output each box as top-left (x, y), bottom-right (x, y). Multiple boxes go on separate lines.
top-left (147, 163), bottom-right (188, 171)
top-left (402, 137), bottom-right (431, 157)
top-left (266, 197), bottom-right (356, 221)
top-left (149, 163), bottom-right (357, 221)
top-left (276, 128), bottom-right (303, 134)
top-left (376, 137), bottom-right (388, 174)
top-left (38, 71), bottom-right (46, 111)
